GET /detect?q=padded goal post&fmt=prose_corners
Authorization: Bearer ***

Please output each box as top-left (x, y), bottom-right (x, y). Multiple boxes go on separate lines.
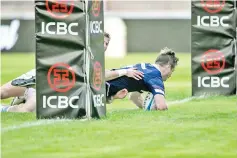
top-left (191, 0), bottom-right (236, 96)
top-left (35, 0), bottom-right (106, 119)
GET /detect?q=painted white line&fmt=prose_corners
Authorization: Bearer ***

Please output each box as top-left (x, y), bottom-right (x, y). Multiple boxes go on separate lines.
top-left (1, 95), bottom-right (211, 133)
top-left (168, 95), bottom-right (208, 105)
top-left (1, 119), bottom-right (86, 133)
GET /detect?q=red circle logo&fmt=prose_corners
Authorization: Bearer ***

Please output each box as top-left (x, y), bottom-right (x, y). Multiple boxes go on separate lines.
top-left (201, 0), bottom-right (225, 14)
top-left (201, 49), bottom-right (225, 75)
top-left (47, 63), bottom-right (76, 93)
top-left (92, 0), bottom-right (101, 17)
top-left (93, 61), bottom-right (102, 91)
top-left (46, 0), bottom-right (74, 19)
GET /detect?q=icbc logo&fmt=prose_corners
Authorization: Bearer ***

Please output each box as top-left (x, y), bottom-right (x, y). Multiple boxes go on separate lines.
top-left (201, 0), bottom-right (225, 14)
top-left (199, 50), bottom-right (229, 88)
top-left (42, 0), bottom-right (78, 35)
top-left (92, 0), bottom-right (101, 17)
top-left (90, 21), bottom-right (103, 34)
top-left (46, 0), bottom-right (74, 19)
top-left (93, 61), bottom-right (102, 91)
top-left (47, 63), bottom-right (76, 92)
top-left (201, 49), bottom-right (225, 75)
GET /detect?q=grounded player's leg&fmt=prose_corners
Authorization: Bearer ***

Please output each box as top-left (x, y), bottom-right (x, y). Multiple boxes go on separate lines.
top-left (1, 88), bottom-right (36, 112)
top-left (0, 81), bottom-right (26, 99)
top-left (129, 92), bottom-right (144, 109)
top-left (1, 69), bottom-right (36, 99)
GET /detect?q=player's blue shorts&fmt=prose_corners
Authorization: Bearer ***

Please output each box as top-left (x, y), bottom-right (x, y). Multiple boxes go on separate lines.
top-left (105, 82), bottom-right (119, 98)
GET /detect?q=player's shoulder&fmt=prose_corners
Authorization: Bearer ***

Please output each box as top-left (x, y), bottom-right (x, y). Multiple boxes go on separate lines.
top-left (134, 63), bottom-right (161, 77)
top-left (145, 63), bottom-right (161, 75)
top-left (141, 63), bottom-right (161, 80)
top-left (146, 63), bottom-right (157, 69)
top-left (134, 63), bottom-right (154, 69)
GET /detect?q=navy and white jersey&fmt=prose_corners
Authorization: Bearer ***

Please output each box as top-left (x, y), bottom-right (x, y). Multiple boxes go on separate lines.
top-left (106, 63), bottom-right (165, 97)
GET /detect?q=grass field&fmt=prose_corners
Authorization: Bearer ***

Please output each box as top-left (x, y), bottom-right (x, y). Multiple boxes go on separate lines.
top-left (1, 53), bottom-right (237, 158)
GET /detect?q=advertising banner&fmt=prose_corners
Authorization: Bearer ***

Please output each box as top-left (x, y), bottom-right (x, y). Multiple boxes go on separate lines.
top-left (87, 0), bottom-right (106, 118)
top-left (36, 0), bottom-right (87, 119)
top-left (191, 0), bottom-right (236, 96)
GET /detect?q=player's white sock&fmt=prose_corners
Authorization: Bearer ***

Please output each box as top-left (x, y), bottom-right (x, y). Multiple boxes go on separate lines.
top-left (24, 88), bottom-right (36, 101)
top-left (1, 105), bottom-right (11, 112)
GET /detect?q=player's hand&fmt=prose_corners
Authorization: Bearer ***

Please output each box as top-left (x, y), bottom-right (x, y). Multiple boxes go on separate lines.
top-left (114, 89), bottom-right (128, 99)
top-left (126, 68), bottom-right (144, 80)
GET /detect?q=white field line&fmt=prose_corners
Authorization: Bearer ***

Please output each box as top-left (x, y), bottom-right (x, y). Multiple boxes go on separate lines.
top-left (1, 118), bottom-right (87, 133)
top-left (168, 95), bottom-right (208, 106)
top-left (1, 95), bottom-right (209, 133)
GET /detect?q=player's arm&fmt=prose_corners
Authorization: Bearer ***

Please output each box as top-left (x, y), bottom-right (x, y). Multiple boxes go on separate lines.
top-left (129, 92), bottom-right (144, 109)
top-left (105, 68), bottom-right (144, 81)
top-left (105, 70), bottom-right (119, 81)
top-left (153, 94), bottom-right (168, 111)
top-left (145, 76), bottom-right (168, 111)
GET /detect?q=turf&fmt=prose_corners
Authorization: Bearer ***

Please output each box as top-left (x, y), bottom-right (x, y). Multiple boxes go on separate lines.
top-left (1, 53), bottom-right (237, 158)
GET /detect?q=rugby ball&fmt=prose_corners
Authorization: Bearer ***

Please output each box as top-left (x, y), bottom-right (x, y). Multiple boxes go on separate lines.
top-left (143, 92), bottom-right (155, 111)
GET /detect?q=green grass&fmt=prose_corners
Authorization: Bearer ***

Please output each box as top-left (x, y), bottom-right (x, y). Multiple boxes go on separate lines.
top-left (1, 53), bottom-right (237, 158)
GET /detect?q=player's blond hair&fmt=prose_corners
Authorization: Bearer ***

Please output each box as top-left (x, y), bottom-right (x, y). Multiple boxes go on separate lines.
top-left (155, 47), bottom-right (179, 69)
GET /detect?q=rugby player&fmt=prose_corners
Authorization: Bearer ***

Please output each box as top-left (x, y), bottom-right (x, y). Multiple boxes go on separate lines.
top-left (106, 47), bottom-right (179, 110)
top-left (0, 32), bottom-right (144, 112)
